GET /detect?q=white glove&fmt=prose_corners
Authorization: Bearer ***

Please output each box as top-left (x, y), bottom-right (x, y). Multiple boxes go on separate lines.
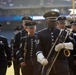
top-left (41, 58), bottom-right (48, 66)
top-left (55, 42), bottom-right (73, 52)
top-left (36, 52), bottom-right (48, 66)
top-left (55, 43), bottom-right (65, 52)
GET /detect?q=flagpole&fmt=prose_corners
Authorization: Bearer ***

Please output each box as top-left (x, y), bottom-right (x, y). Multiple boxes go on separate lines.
top-left (72, 0), bottom-right (75, 20)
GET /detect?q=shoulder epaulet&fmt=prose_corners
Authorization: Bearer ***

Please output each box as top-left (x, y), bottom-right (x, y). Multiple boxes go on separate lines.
top-left (36, 28), bottom-right (47, 34)
top-left (21, 35), bottom-right (28, 39)
top-left (19, 30), bottom-right (22, 34)
top-left (11, 36), bottom-right (14, 40)
top-left (15, 31), bottom-right (20, 36)
top-left (0, 35), bottom-right (7, 39)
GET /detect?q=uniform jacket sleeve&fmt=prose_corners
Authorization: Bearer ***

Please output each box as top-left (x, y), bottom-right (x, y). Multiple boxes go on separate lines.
top-left (14, 32), bottom-right (21, 49)
top-left (4, 38), bottom-right (11, 62)
top-left (66, 34), bottom-right (76, 51)
top-left (16, 38), bottom-right (25, 63)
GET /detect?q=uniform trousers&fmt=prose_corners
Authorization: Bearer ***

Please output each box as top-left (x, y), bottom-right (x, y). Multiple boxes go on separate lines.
top-left (68, 56), bottom-right (76, 75)
top-left (13, 59), bottom-right (21, 75)
top-left (0, 66), bottom-right (7, 75)
top-left (42, 59), bottom-right (70, 75)
top-left (21, 57), bottom-right (40, 75)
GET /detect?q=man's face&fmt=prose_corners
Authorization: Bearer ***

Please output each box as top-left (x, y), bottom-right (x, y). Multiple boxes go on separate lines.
top-left (25, 26), bottom-right (36, 35)
top-left (71, 25), bottom-right (76, 31)
top-left (46, 19), bottom-right (57, 29)
top-left (57, 22), bottom-right (66, 29)
top-left (22, 20), bottom-right (31, 28)
top-left (22, 20), bottom-right (26, 28)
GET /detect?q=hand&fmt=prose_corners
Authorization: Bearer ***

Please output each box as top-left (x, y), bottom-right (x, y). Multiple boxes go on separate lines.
top-left (55, 43), bottom-right (65, 52)
top-left (7, 62), bottom-right (12, 68)
top-left (12, 57), bottom-right (15, 61)
top-left (20, 62), bottom-right (26, 67)
top-left (41, 58), bottom-right (48, 66)
top-left (74, 60), bottom-right (76, 65)
top-left (37, 52), bottom-right (48, 66)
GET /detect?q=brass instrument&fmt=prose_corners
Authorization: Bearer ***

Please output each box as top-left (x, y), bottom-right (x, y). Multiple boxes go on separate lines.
top-left (63, 28), bottom-right (72, 57)
top-left (46, 30), bottom-right (69, 75)
top-left (41, 29), bottom-right (63, 75)
top-left (64, 49), bottom-right (71, 57)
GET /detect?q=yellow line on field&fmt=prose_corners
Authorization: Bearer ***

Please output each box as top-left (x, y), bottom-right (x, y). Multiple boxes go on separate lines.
top-left (6, 63), bottom-right (22, 75)
top-left (6, 64), bottom-right (14, 75)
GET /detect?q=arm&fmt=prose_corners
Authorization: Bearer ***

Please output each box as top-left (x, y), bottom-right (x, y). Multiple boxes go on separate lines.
top-left (36, 34), bottom-right (48, 66)
top-left (55, 34), bottom-right (76, 52)
top-left (4, 38), bottom-right (12, 68)
top-left (16, 38), bottom-right (26, 67)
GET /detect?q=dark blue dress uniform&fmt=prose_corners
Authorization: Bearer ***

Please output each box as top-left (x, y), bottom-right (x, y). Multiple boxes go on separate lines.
top-left (37, 28), bottom-right (76, 75)
top-left (36, 11), bottom-right (76, 75)
top-left (13, 16), bottom-right (32, 75)
top-left (11, 26), bottom-right (20, 59)
top-left (0, 35), bottom-right (11, 75)
top-left (13, 29), bottom-right (27, 75)
top-left (14, 29), bottom-right (27, 49)
top-left (72, 30), bottom-right (76, 59)
top-left (14, 16), bottom-right (32, 49)
top-left (17, 35), bottom-right (40, 75)
top-left (14, 16), bottom-right (32, 50)
top-left (10, 26), bottom-right (21, 75)
top-left (0, 24), bottom-right (11, 75)
top-left (16, 21), bottom-right (40, 75)
top-left (67, 21), bottom-right (76, 75)
top-left (56, 15), bottom-right (76, 75)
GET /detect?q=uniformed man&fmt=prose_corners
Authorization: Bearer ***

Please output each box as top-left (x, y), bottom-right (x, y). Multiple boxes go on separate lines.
top-left (67, 20), bottom-right (76, 75)
top-left (10, 26), bottom-right (21, 75)
top-left (56, 16), bottom-right (75, 75)
top-left (70, 21), bottom-right (76, 38)
top-left (14, 16), bottom-right (32, 49)
top-left (0, 23), bottom-right (12, 75)
top-left (16, 21), bottom-right (39, 75)
top-left (57, 16), bottom-right (67, 29)
top-left (36, 11), bottom-right (76, 75)
top-left (14, 16), bottom-right (32, 75)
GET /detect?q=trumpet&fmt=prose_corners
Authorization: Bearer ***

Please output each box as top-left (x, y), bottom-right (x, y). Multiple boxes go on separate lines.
top-left (64, 49), bottom-right (71, 57)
